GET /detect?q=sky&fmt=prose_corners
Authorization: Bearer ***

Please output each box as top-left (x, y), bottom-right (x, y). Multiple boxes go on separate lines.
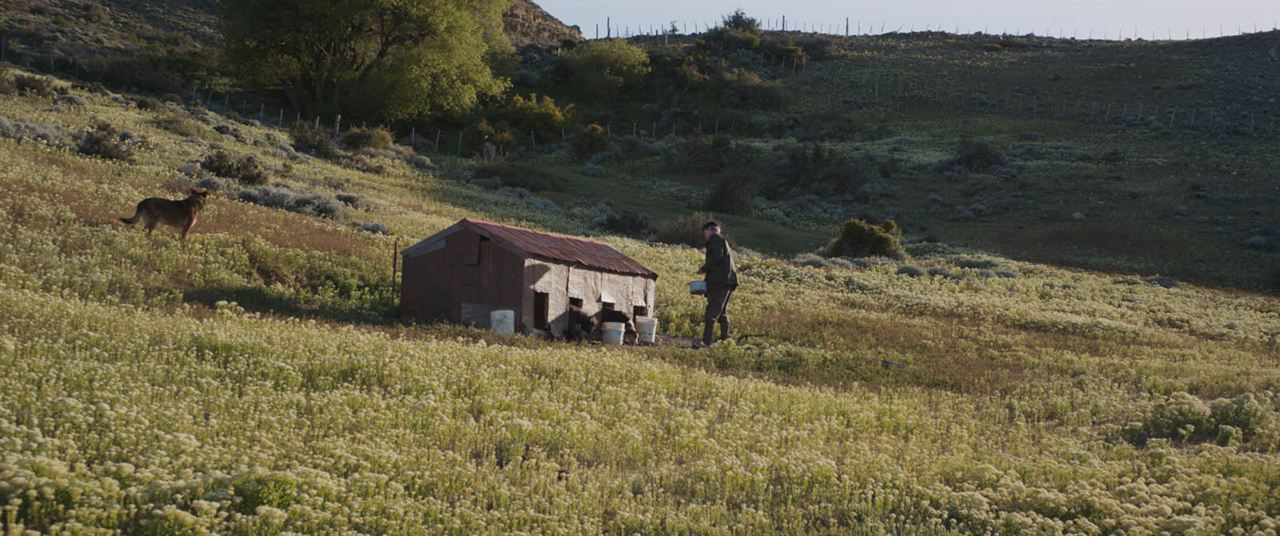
top-left (537, 1), bottom-right (1280, 40)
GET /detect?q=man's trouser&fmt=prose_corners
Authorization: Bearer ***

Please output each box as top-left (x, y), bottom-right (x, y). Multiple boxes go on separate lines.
top-left (702, 286), bottom-right (734, 345)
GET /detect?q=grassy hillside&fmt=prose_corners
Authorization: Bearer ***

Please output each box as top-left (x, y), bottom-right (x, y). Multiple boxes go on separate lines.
top-left (3, 66), bottom-right (1280, 533)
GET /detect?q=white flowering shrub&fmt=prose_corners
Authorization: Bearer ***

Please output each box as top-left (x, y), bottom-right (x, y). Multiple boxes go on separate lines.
top-left (0, 69), bottom-right (1279, 534)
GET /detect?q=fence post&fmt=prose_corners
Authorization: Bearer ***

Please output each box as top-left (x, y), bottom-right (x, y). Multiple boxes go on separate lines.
top-left (334, 114), bottom-right (341, 136)
top-left (457, 131), bottom-right (463, 156)
top-left (258, 103), bottom-right (264, 121)
top-left (411, 127), bottom-right (416, 147)
top-left (435, 129), bottom-right (442, 152)
top-left (278, 108), bottom-right (284, 126)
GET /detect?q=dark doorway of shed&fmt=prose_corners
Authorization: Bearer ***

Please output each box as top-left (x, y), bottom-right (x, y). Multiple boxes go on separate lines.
top-left (633, 306), bottom-right (648, 318)
top-left (569, 297), bottom-right (583, 308)
top-left (601, 302), bottom-right (615, 311)
top-left (534, 292), bottom-right (550, 329)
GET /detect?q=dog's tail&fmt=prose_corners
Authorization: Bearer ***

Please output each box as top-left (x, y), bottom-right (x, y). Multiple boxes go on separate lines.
top-left (119, 206), bottom-right (142, 225)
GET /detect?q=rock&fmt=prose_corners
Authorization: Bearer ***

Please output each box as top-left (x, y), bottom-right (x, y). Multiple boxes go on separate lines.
top-left (1174, 206), bottom-right (1189, 216)
top-left (1071, 211), bottom-right (1087, 221)
top-left (1244, 236), bottom-right (1268, 249)
top-left (881, 359), bottom-right (906, 369)
top-left (1144, 276), bottom-right (1179, 289)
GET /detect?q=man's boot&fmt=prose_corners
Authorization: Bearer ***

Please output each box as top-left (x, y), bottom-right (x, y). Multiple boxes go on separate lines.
top-left (696, 321), bottom-right (715, 348)
top-left (718, 319), bottom-right (731, 342)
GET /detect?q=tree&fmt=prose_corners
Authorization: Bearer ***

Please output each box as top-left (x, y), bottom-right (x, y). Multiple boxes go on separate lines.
top-left (559, 40), bottom-right (650, 95)
top-left (222, 0), bottom-right (512, 122)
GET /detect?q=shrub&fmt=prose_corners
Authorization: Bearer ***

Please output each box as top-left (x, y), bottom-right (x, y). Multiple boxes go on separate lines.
top-left (0, 115), bottom-right (71, 147)
top-left (821, 218), bottom-right (905, 258)
top-left (238, 186), bottom-right (343, 219)
top-left (290, 123), bottom-right (338, 158)
top-left (703, 170), bottom-right (761, 215)
top-left (668, 135), bottom-right (737, 174)
top-left (341, 126), bottom-right (394, 151)
top-left (489, 93), bottom-right (573, 142)
top-left (1148, 392), bottom-right (1212, 440)
top-left (597, 208), bottom-right (651, 237)
top-left (134, 95), bottom-right (165, 111)
top-left (560, 40), bottom-right (651, 94)
top-left (0, 73), bottom-right (17, 95)
top-left (1209, 394), bottom-right (1271, 438)
top-left (949, 136), bottom-right (1006, 172)
top-left (714, 69), bottom-right (781, 109)
top-left (336, 193), bottom-right (363, 208)
top-left (473, 119), bottom-right (517, 158)
top-left (77, 122), bottom-right (137, 162)
top-left (472, 161), bottom-right (561, 191)
top-left (356, 221), bottom-right (390, 235)
top-left (14, 74), bottom-right (56, 97)
top-left (655, 211), bottom-right (724, 247)
top-left (896, 265), bottom-right (926, 278)
top-left (202, 149), bottom-right (269, 185)
top-left (572, 124), bottom-right (610, 160)
top-left (154, 113), bottom-right (212, 139)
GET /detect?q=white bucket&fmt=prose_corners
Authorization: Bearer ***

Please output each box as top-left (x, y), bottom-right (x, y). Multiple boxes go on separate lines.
top-left (601, 321), bottom-right (626, 346)
top-left (489, 310), bottom-right (515, 335)
top-left (634, 317), bottom-right (658, 344)
top-left (689, 281), bottom-right (707, 295)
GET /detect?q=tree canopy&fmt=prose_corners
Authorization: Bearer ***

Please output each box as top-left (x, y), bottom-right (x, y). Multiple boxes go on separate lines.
top-left (222, 0), bottom-right (512, 122)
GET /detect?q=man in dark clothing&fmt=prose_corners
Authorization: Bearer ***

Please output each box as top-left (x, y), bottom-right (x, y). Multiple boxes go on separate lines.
top-left (695, 220), bottom-right (738, 348)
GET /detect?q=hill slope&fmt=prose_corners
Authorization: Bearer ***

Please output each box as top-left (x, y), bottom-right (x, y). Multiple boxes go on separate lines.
top-left (2, 66), bottom-right (1280, 533)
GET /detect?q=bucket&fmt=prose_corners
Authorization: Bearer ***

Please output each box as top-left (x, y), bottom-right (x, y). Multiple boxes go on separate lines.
top-left (634, 317), bottom-right (658, 344)
top-left (689, 281), bottom-right (707, 295)
top-left (601, 321), bottom-right (626, 346)
top-left (489, 310), bottom-right (515, 335)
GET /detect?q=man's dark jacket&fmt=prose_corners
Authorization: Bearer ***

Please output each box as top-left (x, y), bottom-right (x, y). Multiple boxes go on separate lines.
top-left (700, 234), bottom-right (739, 289)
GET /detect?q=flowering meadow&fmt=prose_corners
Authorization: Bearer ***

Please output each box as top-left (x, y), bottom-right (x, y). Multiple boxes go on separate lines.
top-left (2, 69), bottom-right (1279, 534)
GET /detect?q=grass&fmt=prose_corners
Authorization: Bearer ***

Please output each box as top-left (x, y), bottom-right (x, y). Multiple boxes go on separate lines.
top-left (1, 51), bottom-right (1280, 534)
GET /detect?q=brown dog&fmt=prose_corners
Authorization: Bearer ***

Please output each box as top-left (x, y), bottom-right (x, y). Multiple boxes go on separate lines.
top-left (119, 189), bottom-right (209, 241)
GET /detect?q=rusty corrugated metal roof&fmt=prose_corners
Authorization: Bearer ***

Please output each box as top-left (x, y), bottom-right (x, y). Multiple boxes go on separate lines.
top-left (407, 219), bottom-right (658, 278)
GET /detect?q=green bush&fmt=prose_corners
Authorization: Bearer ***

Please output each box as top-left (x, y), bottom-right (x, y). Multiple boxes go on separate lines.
top-left (14, 74), bottom-right (56, 98)
top-left (290, 124), bottom-right (338, 158)
top-left (560, 40), bottom-right (651, 94)
top-left (1148, 392), bottom-right (1212, 440)
top-left (153, 112), bottom-right (212, 139)
top-left (655, 211), bottom-right (721, 248)
top-left (821, 218), bottom-right (904, 258)
top-left (341, 126), bottom-right (394, 151)
top-left (703, 171), bottom-right (761, 215)
top-left (0, 73), bottom-right (16, 96)
top-left (950, 136), bottom-right (1006, 172)
top-left (77, 122), bottom-right (137, 162)
top-left (668, 135), bottom-right (737, 174)
top-left (473, 119), bottom-right (517, 157)
top-left (572, 124), bottom-right (610, 160)
top-left (202, 149), bottom-right (269, 185)
top-left (598, 209), bottom-right (651, 237)
top-left (1209, 394), bottom-right (1271, 438)
top-left (489, 93), bottom-right (573, 143)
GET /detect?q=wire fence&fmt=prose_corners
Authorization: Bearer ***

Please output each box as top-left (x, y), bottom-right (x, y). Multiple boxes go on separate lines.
top-left (4, 27), bottom-right (1276, 162)
top-left (588, 15), bottom-right (1280, 42)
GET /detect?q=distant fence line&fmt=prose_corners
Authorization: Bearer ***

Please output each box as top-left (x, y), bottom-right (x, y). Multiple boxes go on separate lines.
top-left (589, 16), bottom-right (1280, 43)
top-left (3, 34), bottom-right (1275, 161)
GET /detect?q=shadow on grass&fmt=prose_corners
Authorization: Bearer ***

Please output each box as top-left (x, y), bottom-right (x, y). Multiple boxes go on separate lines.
top-left (184, 285), bottom-right (398, 326)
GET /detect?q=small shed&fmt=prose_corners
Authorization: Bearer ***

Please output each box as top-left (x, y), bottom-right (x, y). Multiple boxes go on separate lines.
top-left (399, 219), bottom-right (658, 336)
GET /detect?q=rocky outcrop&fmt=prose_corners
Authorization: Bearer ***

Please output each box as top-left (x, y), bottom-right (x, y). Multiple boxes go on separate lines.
top-left (504, 0), bottom-right (582, 48)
